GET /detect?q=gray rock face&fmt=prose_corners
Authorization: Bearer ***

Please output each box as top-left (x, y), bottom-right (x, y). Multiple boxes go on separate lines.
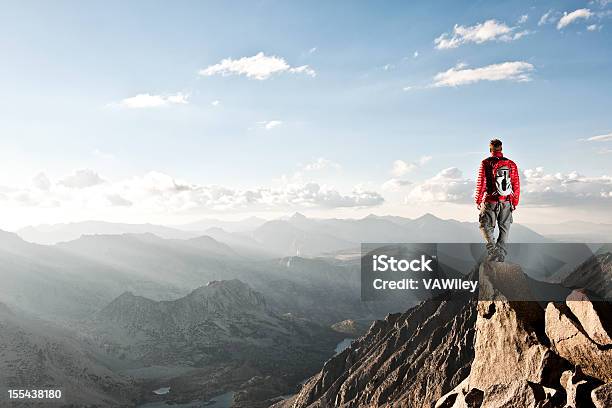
top-left (282, 258), bottom-right (612, 408)
top-left (562, 252), bottom-right (612, 299)
top-left (275, 291), bottom-right (477, 407)
top-left (0, 309), bottom-right (134, 407)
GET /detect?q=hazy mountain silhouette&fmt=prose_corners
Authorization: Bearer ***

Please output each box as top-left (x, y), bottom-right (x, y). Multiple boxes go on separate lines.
top-left (18, 220), bottom-right (199, 245)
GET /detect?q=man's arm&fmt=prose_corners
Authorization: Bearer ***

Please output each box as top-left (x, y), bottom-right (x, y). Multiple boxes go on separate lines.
top-left (510, 160), bottom-right (520, 208)
top-left (474, 160), bottom-right (486, 207)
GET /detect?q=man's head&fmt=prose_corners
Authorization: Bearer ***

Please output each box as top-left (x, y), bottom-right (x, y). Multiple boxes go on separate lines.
top-left (489, 139), bottom-right (503, 153)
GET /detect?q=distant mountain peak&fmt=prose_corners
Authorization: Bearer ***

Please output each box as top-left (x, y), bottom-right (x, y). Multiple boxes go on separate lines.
top-left (99, 279), bottom-right (268, 331)
top-left (290, 212), bottom-right (308, 221)
top-left (417, 212), bottom-right (441, 221)
top-left (0, 301), bottom-right (13, 316)
top-left (0, 229), bottom-right (24, 243)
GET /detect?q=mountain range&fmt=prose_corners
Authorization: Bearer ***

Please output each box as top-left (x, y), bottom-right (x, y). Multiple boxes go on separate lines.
top-left (16, 213), bottom-right (550, 256)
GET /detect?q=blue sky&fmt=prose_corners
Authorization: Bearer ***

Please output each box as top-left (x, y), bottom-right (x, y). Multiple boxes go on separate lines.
top-left (1, 0), bottom-right (611, 229)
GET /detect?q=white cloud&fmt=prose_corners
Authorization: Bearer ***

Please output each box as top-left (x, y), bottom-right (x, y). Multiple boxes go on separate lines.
top-left (391, 155), bottom-right (431, 177)
top-left (434, 19), bottom-right (529, 49)
top-left (557, 9), bottom-right (592, 29)
top-left (402, 86), bottom-right (413, 91)
top-left (407, 167), bottom-right (474, 203)
top-left (107, 194), bottom-right (132, 207)
top-left (400, 165), bottom-right (612, 207)
top-left (2, 170), bottom-right (384, 212)
top-left (308, 47), bottom-right (317, 54)
top-left (413, 51), bottom-right (419, 58)
top-left (59, 169), bottom-right (105, 189)
top-left (584, 132), bottom-right (612, 142)
top-left (382, 178), bottom-right (413, 191)
top-left (432, 61), bottom-right (534, 87)
top-left (538, 10), bottom-right (557, 26)
top-left (114, 92), bottom-right (189, 109)
top-left (302, 158), bottom-right (341, 172)
top-left (392, 160), bottom-right (416, 177)
top-left (32, 172), bottom-right (51, 191)
top-left (587, 24), bottom-right (602, 31)
top-left (522, 167), bottom-right (612, 206)
top-left (518, 14), bottom-right (529, 24)
top-left (258, 120), bottom-right (283, 130)
top-left (211, 100), bottom-right (220, 106)
top-left (199, 52), bottom-right (316, 80)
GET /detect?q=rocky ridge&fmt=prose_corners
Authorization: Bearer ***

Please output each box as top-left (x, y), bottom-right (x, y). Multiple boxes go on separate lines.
top-left (276, 259), bottom-right (612, 408)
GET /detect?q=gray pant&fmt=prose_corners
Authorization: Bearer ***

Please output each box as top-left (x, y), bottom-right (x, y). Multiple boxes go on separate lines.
top-left (479, 201), bottom-right (513, 255)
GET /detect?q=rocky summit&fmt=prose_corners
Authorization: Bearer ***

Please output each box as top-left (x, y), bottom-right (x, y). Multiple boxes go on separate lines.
top-left (276, 258), bottom-right (612, 408)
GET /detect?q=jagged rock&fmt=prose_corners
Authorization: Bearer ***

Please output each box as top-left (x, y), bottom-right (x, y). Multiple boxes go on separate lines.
top-left (545, 302), bottom-right (612, 382)
top-left (562, 252), bottom-right (612, 299)
top-left (275, 291), bottom-right (477, 407)
top-left (560, 367), bottom-right (599, 408)
top-left (469, 263), bottom-right (563, 390)
top-left (480, 380), bottom-right (557, 408)
top-left (591, 382), bottom-right (612, 408)
top-left (565, 290), bottom-right (612, 346)
top-left (435, 377), bottom-right (483, 408)
top-left (276, 259), bottom-right (612, 408)
top-left (330, 319), bottom-right (370, 337)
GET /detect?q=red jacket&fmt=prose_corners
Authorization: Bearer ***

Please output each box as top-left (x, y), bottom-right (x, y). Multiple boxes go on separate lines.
top-left (475, 151), bottom-right (520, 207)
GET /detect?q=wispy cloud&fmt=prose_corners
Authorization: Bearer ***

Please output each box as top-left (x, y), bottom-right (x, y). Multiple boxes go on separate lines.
top-left (199, 52), bottom-right (316, 80)
top-left (391, 156), bottom-right (432, 177)
top-left (59, 169), bottom-right (105, 189)
top-left (114, 92), bottom-right (189, 109)
top-left (557, 8), bottom-right (592, 29)
top-left (538, 10), bottom-right (557, 26)
top-left (302, 158), bottom-right (341, 172)
top-left (432, 61), bottom-right (534, 87)
top-left (258, 120), bottom-right (283, 130)
top-left (383, 156), bottom-right (432, 191)
top-left (434, 19), bottom-right (529, 49)
top-left (583, 132), bottom-right (612, 142)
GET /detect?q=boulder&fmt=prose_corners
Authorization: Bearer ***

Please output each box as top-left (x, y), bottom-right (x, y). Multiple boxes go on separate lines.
top-left (469, 263), bottom-right (562, 390)
top-left (565, 290), bottom-right (612, 346)
top-left (480, 381), bottom-right (557, 408)
top-left (545, 302), bottom-right (612, 382)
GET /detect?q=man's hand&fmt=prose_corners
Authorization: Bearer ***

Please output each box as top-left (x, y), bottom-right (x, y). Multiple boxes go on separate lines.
top-left (476, 203), bottom-right (482, 211)
top-left (511, 204), bottom-right (516, 212)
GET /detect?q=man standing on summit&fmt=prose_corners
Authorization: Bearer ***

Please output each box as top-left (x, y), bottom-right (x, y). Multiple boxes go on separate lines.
top-left (475, 139), bottom-right (520, 262)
